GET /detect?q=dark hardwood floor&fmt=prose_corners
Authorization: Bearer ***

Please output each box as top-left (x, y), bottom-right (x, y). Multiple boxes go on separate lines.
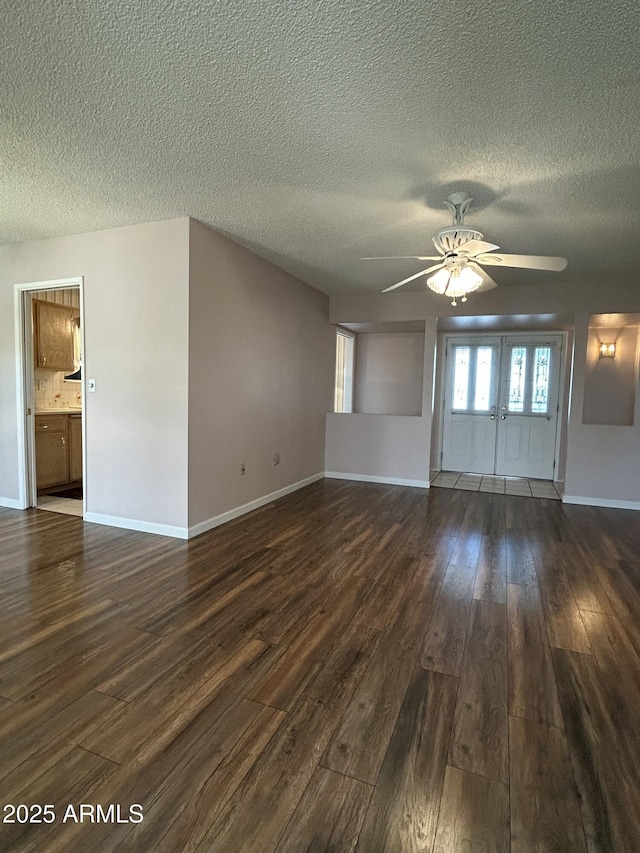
top-left (1, 480), bottom-right (639, 851)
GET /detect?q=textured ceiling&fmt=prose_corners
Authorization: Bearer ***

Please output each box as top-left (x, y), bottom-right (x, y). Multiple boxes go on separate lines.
top-left (2, 0), bottom-right (640, 295)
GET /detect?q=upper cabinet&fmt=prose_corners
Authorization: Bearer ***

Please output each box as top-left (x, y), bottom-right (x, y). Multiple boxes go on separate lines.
top-left (33, 299), bottom-right (75, 371)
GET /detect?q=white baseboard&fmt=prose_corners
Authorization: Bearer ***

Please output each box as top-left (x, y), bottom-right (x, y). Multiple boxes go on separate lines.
top-left (187, 472), bottom-right (325, 539)
top-left (84, 512), bottom-right (189, 539)
top-left (325, 472), bottom-right (430, 489)
top-left (562, 495), bottom-right (640, 511)
top-left (0, 497), bottom-right (23, 510)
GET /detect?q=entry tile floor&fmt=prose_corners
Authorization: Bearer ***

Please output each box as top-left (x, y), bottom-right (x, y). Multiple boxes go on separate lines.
top-left (37, 495), bottom-right (84, 517)
top-left (431, 470), bottom-right (562, 499)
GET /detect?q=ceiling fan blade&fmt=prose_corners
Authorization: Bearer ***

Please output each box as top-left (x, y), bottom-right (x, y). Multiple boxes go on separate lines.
top-left (382, 263), bottom-right (443, 293)
top-left (469, 262), bottom-right (498, 292)
top-left (456, 239), bottom-right (500, 257)
top-left (362, 255), bottom-right (442, 261)
top-left (475, 252), bottom-right (568, 271)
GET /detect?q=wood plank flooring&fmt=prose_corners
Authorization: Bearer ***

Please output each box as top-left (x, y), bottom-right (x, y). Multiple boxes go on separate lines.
top-left (1, 480), bottom-right (640, 851)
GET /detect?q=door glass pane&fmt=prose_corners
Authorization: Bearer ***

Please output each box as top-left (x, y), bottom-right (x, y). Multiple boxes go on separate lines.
top-left (531, 346), bottom-right (551, 414)
top-left (508, 347), bottom-right (527, 412)
top-left (452, 347), bottom-right (470, 410)
top-left (474, 346), bottom-right (493, 411)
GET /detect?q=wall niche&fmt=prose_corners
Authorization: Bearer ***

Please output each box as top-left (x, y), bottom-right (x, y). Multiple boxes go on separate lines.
top-left (582, 314), bottom-right (640, 426)
top-left (343, 321), bottom-right (426, 416)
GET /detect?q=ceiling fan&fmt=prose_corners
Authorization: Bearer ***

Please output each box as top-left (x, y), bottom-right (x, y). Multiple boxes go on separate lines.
top-left (363, 192), bottom-right (568, 306)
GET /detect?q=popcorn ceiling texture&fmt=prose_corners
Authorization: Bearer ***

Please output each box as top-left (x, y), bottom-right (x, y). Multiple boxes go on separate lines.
top-left (1, 0), bottom-right (639, 294)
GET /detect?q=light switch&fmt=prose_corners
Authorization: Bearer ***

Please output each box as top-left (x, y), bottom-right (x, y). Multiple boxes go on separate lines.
top-left (88, 378), bottom-right (96, 392)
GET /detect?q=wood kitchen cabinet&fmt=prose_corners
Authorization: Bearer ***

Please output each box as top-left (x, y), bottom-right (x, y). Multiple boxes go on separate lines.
top-left (69, 414), bottom-right (83, 482)
top-left (33, 299), bottom-right (75, 371)
top-left (35, 415), bottom-right (70, 489)
top-left (35, 414), bottom-right (82, 490)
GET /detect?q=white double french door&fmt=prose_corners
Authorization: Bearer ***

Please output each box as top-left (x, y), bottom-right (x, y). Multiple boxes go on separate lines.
top-left (441, 333), bottom-right (563, 479)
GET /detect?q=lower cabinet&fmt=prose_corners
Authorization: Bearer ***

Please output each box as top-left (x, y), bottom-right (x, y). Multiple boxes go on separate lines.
top-left (35, 414), bottom-right (82, 490)
top-left (69, 414), bottom-right (83, 482)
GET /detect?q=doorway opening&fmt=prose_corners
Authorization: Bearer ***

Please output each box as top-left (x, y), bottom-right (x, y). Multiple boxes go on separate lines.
top-left (15, 277), bottom-right (85, 518)
top-left (438, 332), bottom-right (566, 480)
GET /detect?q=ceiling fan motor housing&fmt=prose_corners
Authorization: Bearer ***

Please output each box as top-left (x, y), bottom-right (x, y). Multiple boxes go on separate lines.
top-left (433, 226), bottom-right (484, 254)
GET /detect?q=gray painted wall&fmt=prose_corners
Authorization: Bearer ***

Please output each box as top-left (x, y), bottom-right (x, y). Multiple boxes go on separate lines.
top-left (355, 332), bottom-right (424, 416)
top-left (0, 218), bottom-right (190, 529)
top-left (188, 220), bottom-right (334, 528)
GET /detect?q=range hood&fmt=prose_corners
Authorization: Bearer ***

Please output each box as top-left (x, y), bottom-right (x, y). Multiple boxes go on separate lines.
top-left (64, 365), bottom-right (81, 382)
top-left (65, 317), bottom-right (82, 381)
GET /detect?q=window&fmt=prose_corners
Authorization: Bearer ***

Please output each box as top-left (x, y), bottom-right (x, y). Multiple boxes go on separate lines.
top-left (507, 342), bottom-right (554, 415)
top-left (531, 347), bottom-right (551, 414)
top-left (334, 330), bottom-right (355, 413)
top-left (451, 344), bottom-right (496, 413)
top-left (507, 347), bottom-right (527, 412)
top-left (474, 346), bottom-right (494, 410)
top-left (453, 346), bottom-right (470, 409)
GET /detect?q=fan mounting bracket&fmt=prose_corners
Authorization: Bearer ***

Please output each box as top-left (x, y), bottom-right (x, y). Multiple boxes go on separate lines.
top-left (442, 192), bottom-right (474, 225)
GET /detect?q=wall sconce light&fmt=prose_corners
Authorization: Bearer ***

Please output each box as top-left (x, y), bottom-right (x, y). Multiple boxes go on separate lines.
top-left (599, 341), bottom-right (616, 359)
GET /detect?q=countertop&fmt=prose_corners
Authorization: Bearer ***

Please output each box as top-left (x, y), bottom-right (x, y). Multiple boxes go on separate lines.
top-left (35, 408), bottom-right (83, 415)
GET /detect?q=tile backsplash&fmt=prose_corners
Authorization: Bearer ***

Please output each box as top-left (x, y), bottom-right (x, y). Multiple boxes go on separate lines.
top-left (35, 369), bottom-right (82, 410)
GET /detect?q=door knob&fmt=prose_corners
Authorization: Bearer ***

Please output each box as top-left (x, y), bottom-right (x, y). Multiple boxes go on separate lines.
top-left (501, 415), bottom-right (506, 420)
top-left (490, 415), bottom-right (495, 420)
top-left (500, 405), bottom-right (506, 411)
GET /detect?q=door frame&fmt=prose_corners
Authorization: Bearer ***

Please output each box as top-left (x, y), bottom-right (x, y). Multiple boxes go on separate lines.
top-left (14, 277), bottom-right (86, 514)
top-left (435, 329), bottom-right (568, 480)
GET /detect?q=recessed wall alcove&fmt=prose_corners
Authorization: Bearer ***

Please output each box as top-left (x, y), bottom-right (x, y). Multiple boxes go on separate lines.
top-left (582, 314), bottom-right (640, 426)
top-left (340, 321), bottom-right (426, 416)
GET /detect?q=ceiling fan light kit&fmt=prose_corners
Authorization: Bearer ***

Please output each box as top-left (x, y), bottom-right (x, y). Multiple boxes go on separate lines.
top-left (365, 192), bottom-right (568, 306)
top-left (426, 261), bottom-right (483, 306)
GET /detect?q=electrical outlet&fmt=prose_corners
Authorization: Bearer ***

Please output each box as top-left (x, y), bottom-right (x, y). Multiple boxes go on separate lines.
top-left (240, 463), bottom-right (246, 476)
top-left (273, 451), bottom-right (281, 466)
